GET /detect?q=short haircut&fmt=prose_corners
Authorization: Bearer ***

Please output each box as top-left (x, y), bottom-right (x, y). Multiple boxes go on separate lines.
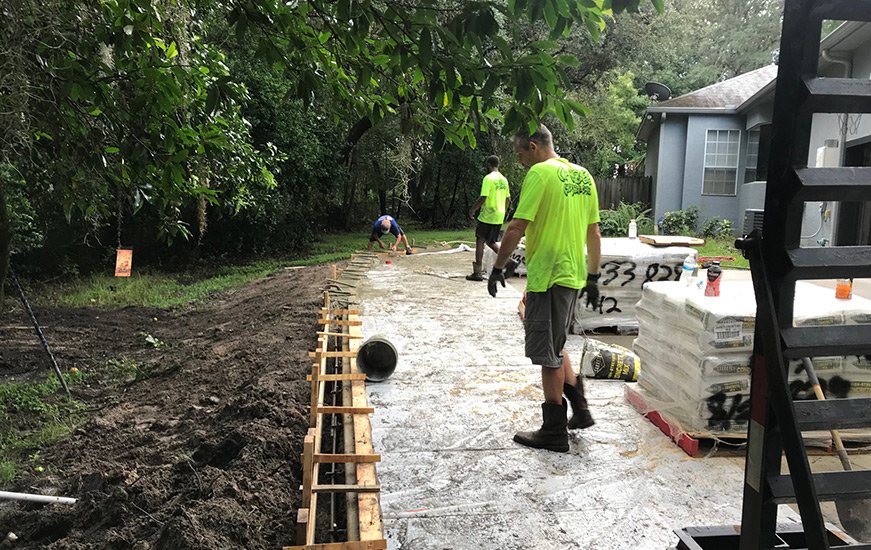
top-left (380, 220), bottom-right (391, 234)
top-left (486, 155), bottom-right (499, 169)
top-left (513, 124), bottom-right (553, 149)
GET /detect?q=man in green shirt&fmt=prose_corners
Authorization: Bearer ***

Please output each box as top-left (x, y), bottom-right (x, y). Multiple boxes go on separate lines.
top-left (466, 155), bottom-right (511, 281)
top-left (489, 125), bottom-right (602, 453)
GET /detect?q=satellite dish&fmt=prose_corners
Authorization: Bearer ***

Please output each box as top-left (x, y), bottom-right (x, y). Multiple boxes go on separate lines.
top-left (645, 82), bottom-right (672, 101)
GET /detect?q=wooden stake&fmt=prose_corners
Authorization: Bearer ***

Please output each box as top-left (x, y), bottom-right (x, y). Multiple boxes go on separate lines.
top-left (295, 508), bottom-right (309, 546)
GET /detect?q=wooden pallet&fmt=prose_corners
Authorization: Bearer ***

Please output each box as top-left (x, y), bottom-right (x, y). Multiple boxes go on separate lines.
top-left (291, 262), bottom-right (384, 549)
top-left (624, 384), bottom-right (871, 458)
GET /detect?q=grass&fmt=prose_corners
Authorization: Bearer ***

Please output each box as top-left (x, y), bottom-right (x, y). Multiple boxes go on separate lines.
top-left (0, 371), bottom-right (89, 484)
top-left (695, 236), bottom-right (749, 269)
top-left (54, 227), bottom-right (476, 309)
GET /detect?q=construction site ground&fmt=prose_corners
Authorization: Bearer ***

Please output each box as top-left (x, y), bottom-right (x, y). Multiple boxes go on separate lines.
top-left (356, 247), bottom-right (871, 550)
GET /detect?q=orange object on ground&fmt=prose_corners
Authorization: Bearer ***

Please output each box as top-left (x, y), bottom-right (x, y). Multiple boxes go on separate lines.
top-left (114, 249), bottom-right (132, 277)
top-left (836, 278), bottom-right (853, 300)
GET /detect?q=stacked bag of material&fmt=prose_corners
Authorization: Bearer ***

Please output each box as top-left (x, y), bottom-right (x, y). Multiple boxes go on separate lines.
top-left (573, 238), bottom-right (696, 334)
top-left (633, 280), bottom-right (871, 435)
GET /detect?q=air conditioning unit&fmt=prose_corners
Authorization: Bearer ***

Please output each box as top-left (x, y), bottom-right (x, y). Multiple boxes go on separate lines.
top-left (744, 209), bottom-right (764, 236)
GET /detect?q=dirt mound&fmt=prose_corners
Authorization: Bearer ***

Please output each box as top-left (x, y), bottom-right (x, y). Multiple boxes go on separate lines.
top-left (0, 264), bottom-right (331, 549)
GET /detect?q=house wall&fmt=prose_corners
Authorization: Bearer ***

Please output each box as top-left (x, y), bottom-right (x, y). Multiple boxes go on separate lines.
top-left (644, 123), bottom-right (660, 212)
top-left (652, 115), bottom-right (688, 221)
top-left (682, 115), bottom-right (745, 227)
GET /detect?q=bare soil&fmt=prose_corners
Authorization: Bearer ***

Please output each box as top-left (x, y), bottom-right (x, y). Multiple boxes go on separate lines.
top-left (0, 264), bottom-right (332, 549)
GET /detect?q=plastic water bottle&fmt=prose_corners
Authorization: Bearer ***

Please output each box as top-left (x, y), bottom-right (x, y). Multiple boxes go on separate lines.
top-left (682, 255), bottom-right (697, 287)
top-left (705, 261), bottom-right (723, 297)
top-left (628, 219), bottom-right (637, 239)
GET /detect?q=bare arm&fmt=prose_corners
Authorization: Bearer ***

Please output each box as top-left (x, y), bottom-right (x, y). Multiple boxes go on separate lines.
top-left (495, 218), bottom-right (529, 269)
top-left (586, 223), bottom-right (601, 275)
top-left (469, 196), bottom-right (486, 219)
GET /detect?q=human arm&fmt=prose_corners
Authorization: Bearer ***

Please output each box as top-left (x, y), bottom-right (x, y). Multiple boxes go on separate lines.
top-left (488, 217), bottom-right (528, 297)
top-left (586, 223), bottom-right (601, 276)
top-left (469, 196), bottom-right (486, 220)
top-left (391, 232), bottom-right (401, 251)
top-left (581, 223), bottom-right (602, 308)
top-left (495, 217), bottom-right (528, 269)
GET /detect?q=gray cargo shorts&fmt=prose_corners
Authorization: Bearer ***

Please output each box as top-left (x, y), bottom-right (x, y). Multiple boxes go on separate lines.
top-left (524, 285), bottom-right (579, 368)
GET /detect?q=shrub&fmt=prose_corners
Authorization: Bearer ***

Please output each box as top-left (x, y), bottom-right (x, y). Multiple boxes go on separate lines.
top-left (599, 202), bottom-right (654, 237)
top-left (659, 206), bottom-right (699, 236)
top-left (700, 216), bottom-right (735, 238)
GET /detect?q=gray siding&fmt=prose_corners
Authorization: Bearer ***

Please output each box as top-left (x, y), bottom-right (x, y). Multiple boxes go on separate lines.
top-left (682, 115), bottom-right (744, 226)
top-left (653, 115), bottom-right (687, 221)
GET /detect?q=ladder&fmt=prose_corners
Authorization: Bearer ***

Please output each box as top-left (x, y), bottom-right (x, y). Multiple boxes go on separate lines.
top-left (677, 1), bottom-right (871, 549)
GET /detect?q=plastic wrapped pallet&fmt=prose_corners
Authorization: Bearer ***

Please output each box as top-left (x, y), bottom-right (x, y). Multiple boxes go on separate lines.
top-left (632, 280), bottom-right (871, 436)
top-left (573, 238), bottom-right (697, 333)
top-left (485, 237), bottom-right (696, 333)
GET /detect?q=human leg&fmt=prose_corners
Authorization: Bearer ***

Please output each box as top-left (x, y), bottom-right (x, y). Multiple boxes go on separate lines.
top-left (466, 227), bottom-right (486, 281)
top-left (514, 288), bottom-right (570, 452)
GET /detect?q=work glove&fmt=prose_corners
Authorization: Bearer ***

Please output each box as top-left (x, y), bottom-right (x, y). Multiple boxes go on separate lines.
top-left (488, 266), bottom-right (505, 297)
top-left (503, 259), bottom-right (519, 279)
top-left (581, 273), bottom-right (601, 309)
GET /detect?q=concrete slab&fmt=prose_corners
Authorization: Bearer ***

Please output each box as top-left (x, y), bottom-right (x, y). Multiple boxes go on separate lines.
top-left (356, 249), bottom-right (812, 549)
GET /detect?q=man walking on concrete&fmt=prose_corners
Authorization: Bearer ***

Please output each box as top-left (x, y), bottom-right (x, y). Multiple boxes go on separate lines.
top-left (488, 125), bottom-right (602, 453)
top-left (466, 155), bottom-right (511, 281)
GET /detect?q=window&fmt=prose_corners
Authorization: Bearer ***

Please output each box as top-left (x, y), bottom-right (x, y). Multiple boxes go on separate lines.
top-left (703, 129), bottom-right (740, 195)
top-left (745, 129), bottom-right (760, 182)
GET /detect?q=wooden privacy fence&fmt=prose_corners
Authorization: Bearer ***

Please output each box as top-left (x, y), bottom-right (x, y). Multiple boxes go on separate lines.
top-left (597, 176), bottom-right (652, 210)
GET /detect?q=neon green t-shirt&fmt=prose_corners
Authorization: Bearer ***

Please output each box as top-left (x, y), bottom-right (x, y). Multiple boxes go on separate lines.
top-left (477, 171), bottom-right (510, 225)
top-left (513, 158), bottom-right (600, 293)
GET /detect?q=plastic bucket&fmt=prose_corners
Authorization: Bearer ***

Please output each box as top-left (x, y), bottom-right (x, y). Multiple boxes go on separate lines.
top-left (357, 336), bottom-right (398, 382)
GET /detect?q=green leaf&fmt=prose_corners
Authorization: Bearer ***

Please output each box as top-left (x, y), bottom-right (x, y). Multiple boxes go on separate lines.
top-left (419, 28), bottom-right (433, 66)
top-left (105, 147), bottom-right (120, 153)
top-left (89, 108), bottom-right (102, 116)
top-left (167, 41), bottom-right (178, 59)
top-left (650, 0), bottom-right (664, 13)
top-left (433, 129), bottom-right (445, 152)
top-left (530, 40), bottom-right (558, 50)
top-left (558, 54), bottom-right (580, 67)
top-left (565, 99), bottom-right (591, 116)
top-left (205, 86), bottom-right (220, 114)
top-left (543, 0), bottom-right (557, 29)
top-left (482, 74), bottom-right (499, 99)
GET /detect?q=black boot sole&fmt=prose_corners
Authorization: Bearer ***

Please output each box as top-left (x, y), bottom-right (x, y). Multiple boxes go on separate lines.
top-left (513, 433), bottom-right (570, 453)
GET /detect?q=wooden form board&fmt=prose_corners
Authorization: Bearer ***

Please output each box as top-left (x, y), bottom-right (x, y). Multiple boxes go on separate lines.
top-left (283, 540), bottom-right (387, 550)
top-left (295, 287), bottom-right (383, 548)
top-left (348, 317), bottom-right (383, 541)
top-left (639, 235), bottom-right (705, 247)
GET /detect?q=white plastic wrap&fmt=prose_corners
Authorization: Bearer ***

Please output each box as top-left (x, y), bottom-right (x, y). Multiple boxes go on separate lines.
top-left (633, 280), bottom-right (871, 436)
top-left (573, 238), bottom-right (697, 333)
top-left (482, 244), bottom-right (527, 276)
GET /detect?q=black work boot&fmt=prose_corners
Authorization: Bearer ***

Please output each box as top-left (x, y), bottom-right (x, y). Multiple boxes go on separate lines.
top-left (465, 262), bottom-right (484, 281)
top-left (564, 375), bottom-right (595, 430)
top-left (513, 399), bottom-right (569, 452)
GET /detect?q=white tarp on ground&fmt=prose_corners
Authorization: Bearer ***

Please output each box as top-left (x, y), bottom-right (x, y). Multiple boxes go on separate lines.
top-left (356, 249), bottom-right (801, 550)
top-left (484, 238), bottom-right (697, 334)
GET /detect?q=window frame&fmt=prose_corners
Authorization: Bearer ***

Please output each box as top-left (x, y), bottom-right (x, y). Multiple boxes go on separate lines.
top-left (745, 128), bottom-right (761, 183)
top-left (702, 128), bottom-right (741, 196)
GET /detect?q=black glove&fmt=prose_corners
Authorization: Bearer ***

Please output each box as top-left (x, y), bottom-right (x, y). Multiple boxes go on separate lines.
top-left (488, 266), bottom-right (505, 297)
top-left (582, 273), bottom-right (601, 309)
top-left (503, 259), bottom-right (519, 279)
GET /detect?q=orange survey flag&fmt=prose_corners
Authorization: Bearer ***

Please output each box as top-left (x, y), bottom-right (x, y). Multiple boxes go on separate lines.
top-left (115, 249), bottom-right (133, 277)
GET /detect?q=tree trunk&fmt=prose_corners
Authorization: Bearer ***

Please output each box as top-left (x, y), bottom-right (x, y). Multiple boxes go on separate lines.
top-left (431, 159), bottom-right (442, 227)
top-left (0, 178), bottom-right (12, 309)
top-left (342, 147), bottom-right (361, 230)
top-left (445, 170), bottom-right (461, 225)
top-left (338, 117), bottom-right (373, 167)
